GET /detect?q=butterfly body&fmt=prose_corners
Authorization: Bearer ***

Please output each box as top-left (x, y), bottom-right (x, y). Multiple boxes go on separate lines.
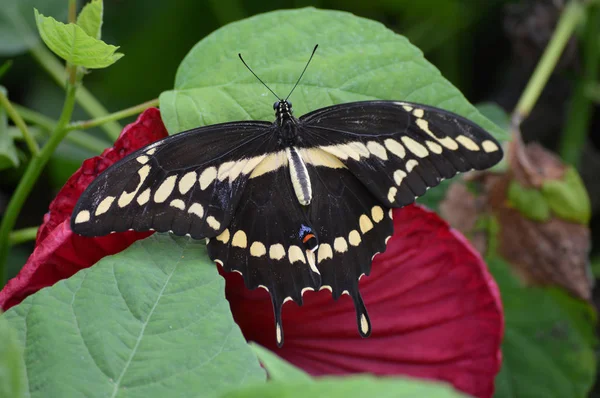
top-left (71, 99), bottom-right (503, 347)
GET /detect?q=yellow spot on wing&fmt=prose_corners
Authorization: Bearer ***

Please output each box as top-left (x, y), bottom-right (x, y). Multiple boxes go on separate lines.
top-left (232, 230), bottom-right (248, 248)
top-left (426, 140), bottom-right (443, 154)
top-left (334, 237), bottom-right (348, 253)
top-left (95, 196), bottom-right (115, 216)
top-left (482, 140), bottom-right (499, 153)
top-left (387, 187), bottom-right (397, 203)
top-left (288, 245), bottom-right (306, 263)
top-left (401, 136), bottom-right (429, 158)
top-left (371, 206), bottom-right (384, 223)
top-left (250, 241), bottom-right (266, 257)
top-left (359, 215), bottom-right (373, 233)
top-left (366, 141), bottom-right (388, 160)
top-left (199, 167), bottom-right (217, 190)
top-left (137, 188), bottom-right (151, 205)
top-left (250, 151), bottom-right (287, 178)
top-left (217, 228), bottom-right (230, 244)
top-left (178, 171), bottom-right (197, 195)
top-left (317, 243), bottom-right (333, 263)
top-left (405, 159), bottom-right (419, 173)
top-left (154, 175), bottom-right (178, 203)
top-left (299, 148), bottom-right (346, 168)
top-left (412, 108), bottom-right (424, 118)
top-left (348, 230), bottom-right (361, 246)
top-left (169, 199), bottom-right (185, 210)
top-left (456, 135), bottom-right (480, 151)
top-left (74, 210), bottom-right (90, 224)
top-left (188, 203), bottom-right (204, 218)
top-left (393, 170), bottom-right (407, 185)
top-left (384, 139), bottom-right (406, 159)
top-left (269, 244), bottom-right (286, 260)
top-left (206, 216), bottom-right (220, 230)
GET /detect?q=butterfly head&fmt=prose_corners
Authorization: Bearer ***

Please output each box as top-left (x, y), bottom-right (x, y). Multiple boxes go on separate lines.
top-left (274, 100), bottom-right (293, 118)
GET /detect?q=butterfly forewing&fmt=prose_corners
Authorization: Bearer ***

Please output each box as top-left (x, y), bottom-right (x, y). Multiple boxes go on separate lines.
top-left (71, 122), bottom-right (277, 239)
top-left (298, 100), bottom-right (503, 207)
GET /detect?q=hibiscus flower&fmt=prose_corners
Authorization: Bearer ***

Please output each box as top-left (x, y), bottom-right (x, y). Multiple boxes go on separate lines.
top-left (0, 108), bottom-right (504, 398)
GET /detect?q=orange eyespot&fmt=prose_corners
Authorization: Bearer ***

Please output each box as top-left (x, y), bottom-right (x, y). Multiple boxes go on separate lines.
top-left (302, 233), bottom-right (315, 244)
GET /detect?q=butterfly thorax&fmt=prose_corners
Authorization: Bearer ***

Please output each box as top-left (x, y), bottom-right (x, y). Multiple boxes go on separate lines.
top-left (272, 100), bottom-right (312, 205)
top-left (274, 100), bottom-right (299, 146)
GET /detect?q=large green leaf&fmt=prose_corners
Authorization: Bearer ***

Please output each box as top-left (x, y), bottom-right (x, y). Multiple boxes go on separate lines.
top-left (221, 375), bottom-right (469, 398)
top-left (0, 315), bottom-right (26, 398)
top-left (489, 256), bottom-right (597, 398)
top-left (0, 0), bottom-right (65, 55)
top-left (159, 7), bottom-right (509, 144)
top-left (2, 234), bottom-right (265, 398)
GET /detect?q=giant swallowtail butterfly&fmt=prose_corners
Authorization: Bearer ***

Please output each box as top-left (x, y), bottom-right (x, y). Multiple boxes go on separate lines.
top-left (71, 46), bottom-right (503, 346)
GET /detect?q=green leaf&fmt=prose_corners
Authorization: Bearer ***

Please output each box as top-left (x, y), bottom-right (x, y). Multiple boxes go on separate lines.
top-left (476, 102), bottom-right (510, 133)
top-left (221, 375), bottom-right (469, 398)
top-left (159, 7), bottom-right (509, 144)
top-left (77, 0), bottom-right (103, 40)
top-left (541, 167), bottom-right (591, 224)
top-left (249, 343), bottom-right (312, 382)
top-left (0, 315), bottom-right (26, 398)
top-left (507, 180), bottom-right (551, 222)
top-left (0, 86), bottom-right (20, 170)
top-left (2, 234), bottom-right (265, 398)
top-left (489, 255), bottom-right (597, 398)
top-left (0, 0), bottom-right (66, 56)
top-left (34, 8), bottom-right (123, 69)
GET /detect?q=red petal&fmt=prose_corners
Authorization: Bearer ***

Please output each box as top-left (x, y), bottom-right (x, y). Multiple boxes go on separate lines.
top-left (224, 205), bottom-right (504, 398)
top-left (0, 108), bottom-right (167, 311)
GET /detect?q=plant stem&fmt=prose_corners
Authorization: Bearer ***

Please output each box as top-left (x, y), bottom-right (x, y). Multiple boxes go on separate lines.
top-left (0, 81), bottom-right (79, 283)
top-left (512, 0), bottom-right (585, 127)
top-left (9, 227), bottom-right (39, 246)
top-left (559, 3), bottom-right (600, 165)
top-left (12, 103), bottom-right (109, 153)
top-left (29, 44), bottom-right (122, 140)
top-left (0, 91), bottom-right (40, 155)
top-left (66, 98), bottom-right (159, 131)
top-left (11, 103), bottom-right (55, 131)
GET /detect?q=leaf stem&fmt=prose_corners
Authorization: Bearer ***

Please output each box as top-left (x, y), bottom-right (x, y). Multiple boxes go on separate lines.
top-left (66, 98), bottom-right (159, 132)
top-left (11, 103), bottom-right (108, 154)
top-left (11, 103), bottom-right (55, 131)
top-left (559, 3), bottom-right (600, 165)
top-left (0, 80), bottom-right (80, 283)
top-left (29, 43), bottom-right (122, 140)
top-left (0, 91), bottom-right (40, 155)
top-left (511, 1), bottom-right (584, 127)
top-left (9, 227), bottom-right (39, 246)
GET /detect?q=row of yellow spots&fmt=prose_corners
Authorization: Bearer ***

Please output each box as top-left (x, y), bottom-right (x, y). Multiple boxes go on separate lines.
top-left (213, 205), bottom-right (387, 272)
top-left (400, 103), bottom-right (500, 154)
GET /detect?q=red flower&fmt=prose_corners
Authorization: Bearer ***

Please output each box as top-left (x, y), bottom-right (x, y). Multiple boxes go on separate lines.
top-left (0, 108), bottom-right (167, 310)
top-left (0, 109), bottom-right (503, 398)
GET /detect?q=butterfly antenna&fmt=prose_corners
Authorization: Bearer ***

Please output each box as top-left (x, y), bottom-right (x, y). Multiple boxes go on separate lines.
top-left (238, 53), bottom-right (280, 100)
top-left (285, 44), bottom-right (318, 101)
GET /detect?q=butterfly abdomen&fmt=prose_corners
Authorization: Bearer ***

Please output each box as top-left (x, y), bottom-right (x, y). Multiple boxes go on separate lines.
top-left (286, 146), bottom-right (312, 206)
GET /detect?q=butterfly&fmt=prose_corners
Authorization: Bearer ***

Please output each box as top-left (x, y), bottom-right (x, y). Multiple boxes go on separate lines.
top-left (71, 45), bottom-right (503, 346)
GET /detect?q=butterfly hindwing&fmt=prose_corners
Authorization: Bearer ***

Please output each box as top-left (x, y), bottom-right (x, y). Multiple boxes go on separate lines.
top-left (207, 153), bottom-right (321, 346)
top-left (298, 100), bottom-right (503, 207)
top-left (307, 163), bottom-right (393, 337)
top-left (71, 122), bottom-right (277, 239)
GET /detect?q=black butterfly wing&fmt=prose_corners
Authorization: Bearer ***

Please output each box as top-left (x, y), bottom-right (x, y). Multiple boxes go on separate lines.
top-left (71, 121), bottom-right (278, 239)
top-left (298, 100), bottom-right (503, 207)
top-left (207, 152), bottom-right (322, 346)
top-left (304, 160), bottom-right (394, 339)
